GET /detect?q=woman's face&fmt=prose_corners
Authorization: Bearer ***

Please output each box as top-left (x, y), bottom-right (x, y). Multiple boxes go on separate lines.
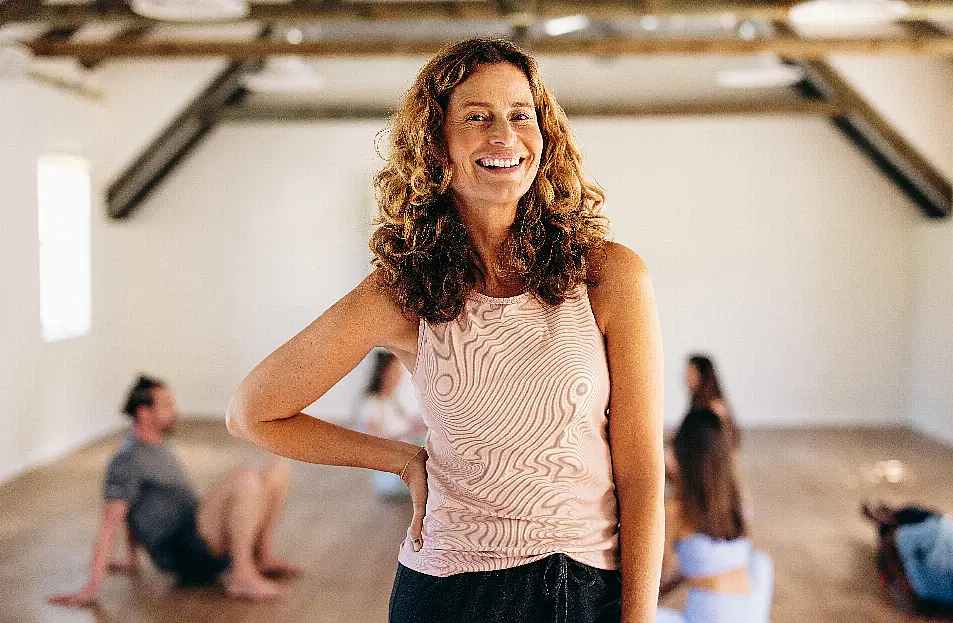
top-left (685, 362), bottom-right (701, 393)
top-left (443, 62), bottom-right (543, 214)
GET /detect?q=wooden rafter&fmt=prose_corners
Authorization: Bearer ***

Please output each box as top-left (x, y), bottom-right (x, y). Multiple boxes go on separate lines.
top-left (106, 26), bottom-right (273, 218)
top-left (0, 0), bottom-right (41, 26)
top-left (24, 32), bottom-right (953, 61)
top-left (806, 61), bottom-right (950, 218)
top-left (80, 23), bottom-right (153, 69)
top-left (17, 0), bottom-right (953, 26)
top-left (903, 18), bottom-right (952, 37)
top-left (221, 99), bottom-right (845, 122)
top-left (776, 21), bottom-right (951, 218)
top-left (106, 58), bottom-right (260, 218)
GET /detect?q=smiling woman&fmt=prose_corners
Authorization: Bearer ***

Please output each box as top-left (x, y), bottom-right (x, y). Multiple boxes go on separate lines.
top-left (371, 38), bottom-right (610, 321)
top-left (227, 37), bottom-right (665, 623)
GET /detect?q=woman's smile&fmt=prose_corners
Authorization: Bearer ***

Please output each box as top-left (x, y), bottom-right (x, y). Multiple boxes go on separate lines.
top-left (474, 155), bottom-right (527, 174)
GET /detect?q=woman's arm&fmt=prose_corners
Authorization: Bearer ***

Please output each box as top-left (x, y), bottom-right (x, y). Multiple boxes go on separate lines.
top-left (226, 271), bottom-right (421, 476)
top-left (227, 271), bottom-right (431, 550)
top-left (593, 242), bottom-right (665, 623)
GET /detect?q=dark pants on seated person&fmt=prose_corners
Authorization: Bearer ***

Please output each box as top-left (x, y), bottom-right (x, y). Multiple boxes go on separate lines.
top-left (150, 509), bottom-right (230, 586)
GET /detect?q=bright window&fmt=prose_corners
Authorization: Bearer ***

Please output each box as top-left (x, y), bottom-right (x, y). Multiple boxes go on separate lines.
top-left (37, 154), bottom-right (92, 343)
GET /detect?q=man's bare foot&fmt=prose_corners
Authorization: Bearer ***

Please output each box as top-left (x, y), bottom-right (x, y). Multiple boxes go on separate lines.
top-left (861, 500), bottom-right (896, 525)
top-left (257, 554), bottom-right (305, 578)
top-left (223, 573), bottom-right (282, 601)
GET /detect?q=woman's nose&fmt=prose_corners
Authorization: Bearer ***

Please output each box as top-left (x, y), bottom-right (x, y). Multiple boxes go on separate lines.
top-left (488, 119), bottom-right (517, 146)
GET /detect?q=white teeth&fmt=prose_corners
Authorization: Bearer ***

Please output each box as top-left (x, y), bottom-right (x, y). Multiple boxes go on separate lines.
top-left (480, 158), bottom-right (521, 168)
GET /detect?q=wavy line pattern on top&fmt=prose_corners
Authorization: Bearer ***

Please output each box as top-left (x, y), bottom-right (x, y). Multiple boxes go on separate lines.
top-left (398, 284), bottom-right (621, 577)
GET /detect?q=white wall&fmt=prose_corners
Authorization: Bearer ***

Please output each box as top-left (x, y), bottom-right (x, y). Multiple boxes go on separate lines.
top-left (909, 221), bottom-right (953, 444)
top-left (115, 122), bottom-right (382, 421)
top-left (0, 79), bottom-right (130, 482)
top-left (129, 115), bottom-right (917, 428)
top-left (831, 57), bottom-right (953, 444)
top-left (0, 59), bottom-right (232, 481)
top-left (578, 117), bottom-right (918, 426)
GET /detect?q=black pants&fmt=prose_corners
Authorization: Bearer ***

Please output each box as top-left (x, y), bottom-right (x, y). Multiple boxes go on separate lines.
top-left (149, 509), bottom-right (230, 586)
top-left (389, 554), bottom-right (622, 623)
top-left (877, 505), bottom-right (938, 537)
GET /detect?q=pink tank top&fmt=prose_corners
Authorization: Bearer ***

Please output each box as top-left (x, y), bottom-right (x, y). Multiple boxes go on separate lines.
top-left (397, 283), bottom-right (621, 577)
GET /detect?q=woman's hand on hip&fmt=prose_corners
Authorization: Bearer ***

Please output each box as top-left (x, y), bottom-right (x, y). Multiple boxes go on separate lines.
top-left (400, 446), bottom-right (429, 552)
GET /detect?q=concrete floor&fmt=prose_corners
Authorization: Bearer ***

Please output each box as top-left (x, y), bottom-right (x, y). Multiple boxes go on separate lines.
top-left (2, 420), bottom-right (950, 622)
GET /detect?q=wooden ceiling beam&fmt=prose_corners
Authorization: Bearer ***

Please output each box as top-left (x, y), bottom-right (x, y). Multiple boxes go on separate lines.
top-left (0, 0), bottom-right (41, 26)
top-left (33, 25), bottom-right (82, 42)
top-left (221, 99), bottom-right (845, 121)
top-left (79, 23), bottom-right (153, 69)
top-left (106, 26), bottom-right (272, 218)
top-left (805, 60), bottom-right (950, 218)
top-left (903, 18), bottom-right (952, 37)
top-left (774, 21), bottom-right (951, 218)
top-left (25, 32), bottom-right (953, 61)
top-left (106, 58), bottom-right (258, 218)
top-left (16, 1), bottom-right (953, 26)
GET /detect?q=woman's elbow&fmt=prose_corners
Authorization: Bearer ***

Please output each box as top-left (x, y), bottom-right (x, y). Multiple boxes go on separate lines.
top-left (225, 394), bottom-right (258, 440)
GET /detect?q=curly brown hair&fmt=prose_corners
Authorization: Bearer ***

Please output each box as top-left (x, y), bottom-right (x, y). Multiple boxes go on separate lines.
top-left (370, 37), bottom-right (610, 323)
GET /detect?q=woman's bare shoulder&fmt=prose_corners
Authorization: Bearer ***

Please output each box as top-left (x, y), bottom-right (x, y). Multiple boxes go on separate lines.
top-left (586, 242), bottom-right (651, 333)
top-left (351, 270), bottom-right (420, 362)
top-left (587, 241), bottom-right (649, 283)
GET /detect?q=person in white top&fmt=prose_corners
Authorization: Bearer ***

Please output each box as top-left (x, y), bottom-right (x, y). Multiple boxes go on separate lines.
top-left (354, 351), bottom-right (426, 497)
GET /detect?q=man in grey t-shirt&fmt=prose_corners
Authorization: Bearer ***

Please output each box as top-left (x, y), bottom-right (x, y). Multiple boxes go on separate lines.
top-left (49, 376), bottom-right (302, 606)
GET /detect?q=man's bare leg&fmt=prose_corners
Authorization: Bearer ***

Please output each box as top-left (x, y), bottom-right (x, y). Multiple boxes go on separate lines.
top-left (198, 467), bottom-right (281, 600)
top-left (254, 458), bottom-right (303, 577)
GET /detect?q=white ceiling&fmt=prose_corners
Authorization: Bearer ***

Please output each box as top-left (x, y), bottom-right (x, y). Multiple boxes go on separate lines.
top-left (242, 54), bottom-right (802, 110)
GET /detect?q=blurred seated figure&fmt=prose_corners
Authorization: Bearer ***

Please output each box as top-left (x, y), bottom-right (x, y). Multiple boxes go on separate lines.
top-left (861, 500), bottom-right (953, 614)
top-left (354, 351), bottom-right (426, 498)
top-left (48, 375), bottom-right (301, 607)
top-left (658, 408), bottom-right (773, 623)
top-left (666, 354), bottom-right (739, 483)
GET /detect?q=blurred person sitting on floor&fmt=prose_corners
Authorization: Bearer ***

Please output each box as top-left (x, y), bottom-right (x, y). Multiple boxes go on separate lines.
top-left (48, 375), bottom-right (302, 607)
top-left (354, 351), bottom-right (426, 498)
top-left (666, 354), bottom-right (739, 483)
top-left (861, 499), bottom-right (953, 614)
top-left (658, 408), bottom-right (773, 623)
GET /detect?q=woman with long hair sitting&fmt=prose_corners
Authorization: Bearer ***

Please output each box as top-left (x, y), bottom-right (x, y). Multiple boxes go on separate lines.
top-left (685, 355), bottom-right (736, 440)
top-left (658, 408), bottom-right (773, 623)
top-left (666, 355), bottom-right (738, 483)
top-left (354, 351), bottom-right (426, 498)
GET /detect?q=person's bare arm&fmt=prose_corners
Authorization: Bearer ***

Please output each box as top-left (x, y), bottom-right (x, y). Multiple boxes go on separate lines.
top-left (227, 271), bottom-right (430, 548)
top-left (227, 271), bottom-right (420, 471)
top-left (108, 527), bottom-right (141, 573)
top-left (47, 500), bottom-right (129, 607)
top-left (594, 243), bottom-right (665, 623)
